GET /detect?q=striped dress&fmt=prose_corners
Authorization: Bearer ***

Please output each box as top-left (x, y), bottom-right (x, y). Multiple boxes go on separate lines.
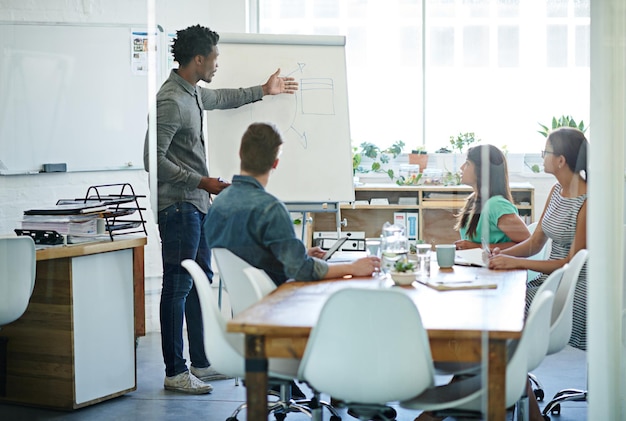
top-left (526, 183), bottom-right (588, 351)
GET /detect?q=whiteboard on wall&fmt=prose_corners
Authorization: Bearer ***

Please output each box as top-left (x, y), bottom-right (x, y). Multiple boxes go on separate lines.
top-left (205, 33), bottom-right (354, 203)
top-left (0, 22), bottom-right (158, 174)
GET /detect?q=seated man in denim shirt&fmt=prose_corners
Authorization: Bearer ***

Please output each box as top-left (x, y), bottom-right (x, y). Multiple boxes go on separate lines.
top-left (204, 122), bottom-right (380, 286)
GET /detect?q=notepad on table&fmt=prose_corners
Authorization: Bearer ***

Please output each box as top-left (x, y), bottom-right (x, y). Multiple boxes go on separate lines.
top-left (416, 278), bottom-right (497, 291)
top-left (454, 248), bottom-right (488, 267)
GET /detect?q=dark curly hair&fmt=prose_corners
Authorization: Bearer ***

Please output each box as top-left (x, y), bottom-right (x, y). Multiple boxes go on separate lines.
top-left (171, 25), bottom-right (219, 66)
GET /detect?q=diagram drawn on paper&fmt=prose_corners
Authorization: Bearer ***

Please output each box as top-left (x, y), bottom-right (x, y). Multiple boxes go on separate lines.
top-left (279, 63), bottom-right (337, 149)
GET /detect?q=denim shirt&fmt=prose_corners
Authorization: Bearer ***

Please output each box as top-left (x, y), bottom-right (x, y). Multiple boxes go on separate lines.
top-left (204, 175), bottom-right (328, 285)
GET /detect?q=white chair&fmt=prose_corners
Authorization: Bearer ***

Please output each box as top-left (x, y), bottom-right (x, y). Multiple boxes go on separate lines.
top-left (185, 257), bottom-right (340, 421)
top-left (0, 236), bottom-right (36, 327)
top-left (298, 288), bottom-right (436, 421)
top-left (527, 221), bottom-right (553, 282)
top-left (400, 289), bottom-right (555, 421)
top-left (212, 248), bottom-right (276, 316)
top-left (540, 249), bottom-right (589, 417)
top-left (0, 236), bottom-right (36, 396)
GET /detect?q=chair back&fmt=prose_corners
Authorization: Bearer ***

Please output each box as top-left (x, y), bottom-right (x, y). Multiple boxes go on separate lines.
top-left (213, 248), bottom-right (273, 315)
top-left (243, 266), bottom-right (277, 299)
top-left (181, 259), bottom-right (245, 377)
top-left (298, 288), bottom-right (435, 404)
top-left (0, 236), bottom-right (36, 327)
top-left (547, 249), bottom-right (588, 354)
top-left (527, 221), bottom-right (552, 281)
top-left (506, 289), bottom-right (555, 405)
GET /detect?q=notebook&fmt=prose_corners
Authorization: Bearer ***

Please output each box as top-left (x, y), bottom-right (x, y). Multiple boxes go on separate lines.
top-left (454, 248), bottom-right (488, 267)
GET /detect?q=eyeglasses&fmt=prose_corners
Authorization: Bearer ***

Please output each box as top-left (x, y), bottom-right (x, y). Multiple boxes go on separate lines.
top-left (541, 150), bottom-right (557, 158)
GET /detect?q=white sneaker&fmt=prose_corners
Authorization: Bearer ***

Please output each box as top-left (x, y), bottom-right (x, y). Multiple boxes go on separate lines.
top-left (190, 365), bottom-right (233, 382)
top-left (164, 371), bottom-right (213, 394)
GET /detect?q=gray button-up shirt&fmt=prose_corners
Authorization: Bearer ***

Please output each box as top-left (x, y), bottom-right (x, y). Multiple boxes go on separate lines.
top-left (144, 69), bottom-right (264, 212)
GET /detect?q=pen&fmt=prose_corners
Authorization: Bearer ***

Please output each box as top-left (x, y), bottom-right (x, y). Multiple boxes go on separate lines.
top-left (481, 236), bottom-right (492, 263)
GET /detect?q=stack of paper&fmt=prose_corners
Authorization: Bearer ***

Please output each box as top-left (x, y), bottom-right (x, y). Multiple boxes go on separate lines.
top-left (21, 201), bottom-right (106, 235)
top-left (21, 215), bottom-right (98, 235)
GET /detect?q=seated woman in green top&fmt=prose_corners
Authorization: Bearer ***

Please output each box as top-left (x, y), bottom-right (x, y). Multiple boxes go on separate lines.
top-left (454, 144), bottom-right (530, 251)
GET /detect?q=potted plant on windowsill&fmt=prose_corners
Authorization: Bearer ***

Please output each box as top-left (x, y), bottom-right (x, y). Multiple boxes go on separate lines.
top-left (434, 132), bottom-right (481, 185)
top-left (538, 115), bottom-right (587, 138)
top-left (408, 146), bottom-right (428, 172)
top-left (353, 140), bottom-right (405, 182)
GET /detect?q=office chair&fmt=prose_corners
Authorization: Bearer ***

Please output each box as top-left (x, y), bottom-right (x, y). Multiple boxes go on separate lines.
top-left (298, 288), bottom-right (436, 421)
top-left (540, 249), bottom-right (589, 417)
top-left (188, 257), bottom-right (340, 421)
top-left (212, 247), bottom-right (276, 387)
top-left (212, 248), bottom-right (276, 316)
top-left (528, 249), bottom-right (586, 402)
top-left (400, 289), bottom-right (555, 421)
top-left (0, 236), bottom-right (36, 396)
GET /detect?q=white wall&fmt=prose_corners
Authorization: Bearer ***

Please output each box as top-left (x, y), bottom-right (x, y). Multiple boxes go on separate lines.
top-left (0, 0), bottom-right (246, 332)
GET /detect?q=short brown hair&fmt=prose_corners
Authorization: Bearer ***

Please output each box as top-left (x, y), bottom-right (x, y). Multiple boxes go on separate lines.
top-left (239, 123), bottom-right (284, 176)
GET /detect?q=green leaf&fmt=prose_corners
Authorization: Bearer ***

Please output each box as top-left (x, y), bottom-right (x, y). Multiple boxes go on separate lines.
top-left (394, 260), bottom-right (415, 272)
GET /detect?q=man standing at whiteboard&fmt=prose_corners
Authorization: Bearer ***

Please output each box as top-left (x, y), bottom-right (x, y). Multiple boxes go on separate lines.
top-left (143, 24), bottom-right (298, 394)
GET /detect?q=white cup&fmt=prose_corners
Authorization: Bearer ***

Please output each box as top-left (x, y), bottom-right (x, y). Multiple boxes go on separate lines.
top-left (365, 238), bottom-right (382, 258)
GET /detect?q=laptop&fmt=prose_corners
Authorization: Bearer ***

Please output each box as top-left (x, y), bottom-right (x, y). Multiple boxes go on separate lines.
top-left (322, 237), bottom-right (349, 261)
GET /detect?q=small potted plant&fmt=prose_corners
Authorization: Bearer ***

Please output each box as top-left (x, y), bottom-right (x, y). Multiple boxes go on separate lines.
top-left (408, 146), bottom-right (428, 172)
top-left (434, 132), bottom-right (480, 182)
top-left (354, 140), bottom-right (405, 181)
top-left (449, 132), bottom-right (480, 154)
top-left (538, 115), bottom-right (587, 138)
top-left (390, 260), bottom-right (417, 285)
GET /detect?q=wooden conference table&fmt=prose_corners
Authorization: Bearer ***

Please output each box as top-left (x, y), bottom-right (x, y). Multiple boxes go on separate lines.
top-left (227, 263), bottom-right (527, 421)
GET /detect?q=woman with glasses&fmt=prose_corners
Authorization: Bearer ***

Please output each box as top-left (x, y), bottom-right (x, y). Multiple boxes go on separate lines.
top-left (454, 144), bottom-right (530, 252)
top-left (489, 127), bottom-right (588, 347)
top-left (488, 127), bottom-right (588, 421)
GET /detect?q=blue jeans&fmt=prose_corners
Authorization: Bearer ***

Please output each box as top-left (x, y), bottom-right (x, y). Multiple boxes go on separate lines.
top-left (158, 202), bottom-right (213, 377)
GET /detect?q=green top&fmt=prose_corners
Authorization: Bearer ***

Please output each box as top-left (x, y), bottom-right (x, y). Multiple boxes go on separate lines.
top-left (459, 195), bottom-right (519, 244)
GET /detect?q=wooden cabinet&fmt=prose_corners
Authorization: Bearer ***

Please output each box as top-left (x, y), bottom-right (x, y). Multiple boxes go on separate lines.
top-left (311, 183), bottom-right (534, 245)
top-left (0, 237), bottom-right (146, 410)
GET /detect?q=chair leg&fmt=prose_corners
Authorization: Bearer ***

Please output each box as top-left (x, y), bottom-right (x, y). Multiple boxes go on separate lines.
top-left (528, 372), bottom-right (545, 401)
top-left (307, 391), bottom-right (342, 421)
top-left (516, 394), bottom-right (529, 421)
top-left (542, 389), bottom-right (587, 416)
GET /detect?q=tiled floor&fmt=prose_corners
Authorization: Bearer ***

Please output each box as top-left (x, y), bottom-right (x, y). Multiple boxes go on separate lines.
top-left (0, 332), bottom-right (588, 421)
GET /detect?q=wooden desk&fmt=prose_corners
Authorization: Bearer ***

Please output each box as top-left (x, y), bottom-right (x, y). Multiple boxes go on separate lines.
top-left (227, 264), bottom-right (526, 421)
top-left (0, 236), bottom-right (146, 410)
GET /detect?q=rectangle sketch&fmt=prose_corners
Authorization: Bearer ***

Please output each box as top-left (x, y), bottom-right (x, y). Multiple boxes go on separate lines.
top-left (301, 78), bottom-right (335, 115)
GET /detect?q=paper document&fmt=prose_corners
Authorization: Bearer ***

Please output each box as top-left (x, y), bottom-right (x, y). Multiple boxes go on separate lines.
top-left (416, 279), bottom-right (497, 291)
top-left (454, 248), bottom-right (488, 267)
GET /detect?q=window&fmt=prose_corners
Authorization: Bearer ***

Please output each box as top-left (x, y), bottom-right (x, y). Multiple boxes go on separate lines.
top-left (258, 0), bottom-right (589, 153)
